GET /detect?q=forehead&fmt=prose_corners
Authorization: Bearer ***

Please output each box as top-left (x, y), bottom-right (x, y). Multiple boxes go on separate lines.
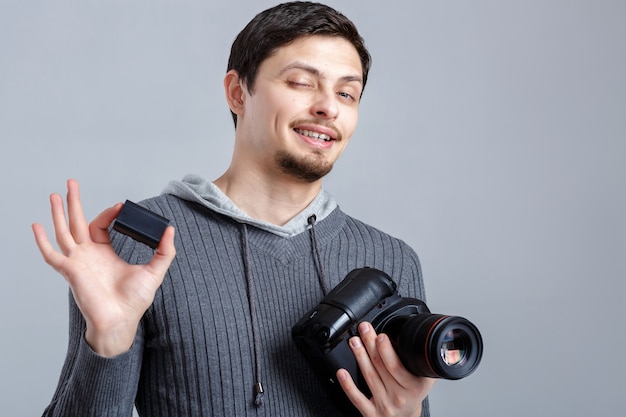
top-left (262, 35), bottom-right (363, 81)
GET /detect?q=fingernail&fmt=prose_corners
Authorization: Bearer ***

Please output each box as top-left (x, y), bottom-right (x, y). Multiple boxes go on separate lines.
top-left (359, 322), bottom-right (370, 334)
top-left (350, 337), bottom-right (362, 348)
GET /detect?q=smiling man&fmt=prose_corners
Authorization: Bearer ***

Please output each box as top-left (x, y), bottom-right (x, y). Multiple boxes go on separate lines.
top-left (216, 35), bottom-right (362, 225)
top-left (33, 2), bottom-right (434, 416)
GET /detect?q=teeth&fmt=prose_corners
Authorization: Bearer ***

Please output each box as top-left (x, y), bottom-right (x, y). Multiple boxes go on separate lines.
top-left (296, 128), bottom-right (331, 141)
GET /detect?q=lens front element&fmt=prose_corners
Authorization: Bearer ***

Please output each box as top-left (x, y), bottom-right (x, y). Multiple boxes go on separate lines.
top-left (440, 329), bottom-right (467, 366)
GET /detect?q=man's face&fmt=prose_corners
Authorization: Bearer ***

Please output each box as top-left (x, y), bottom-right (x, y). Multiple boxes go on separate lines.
top-left (235, 35), bottom-right (363, 183)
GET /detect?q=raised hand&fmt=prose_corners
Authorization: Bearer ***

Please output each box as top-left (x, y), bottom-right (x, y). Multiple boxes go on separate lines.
top-left (337, 322), bottom-right (436, 417)
top-left (32, 179), bottom-right (176, 357)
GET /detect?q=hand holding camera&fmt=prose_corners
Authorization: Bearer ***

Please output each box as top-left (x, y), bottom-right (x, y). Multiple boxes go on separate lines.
top-left (292, 267), bottom-right (483, 415)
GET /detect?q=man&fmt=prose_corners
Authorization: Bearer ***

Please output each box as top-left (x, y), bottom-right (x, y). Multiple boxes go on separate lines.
top-left (33, 2), bottom-right (435, 416)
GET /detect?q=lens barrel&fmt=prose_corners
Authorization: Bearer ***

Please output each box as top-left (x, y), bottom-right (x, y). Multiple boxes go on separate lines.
top-left (385, 314), bottom-right (483, 380)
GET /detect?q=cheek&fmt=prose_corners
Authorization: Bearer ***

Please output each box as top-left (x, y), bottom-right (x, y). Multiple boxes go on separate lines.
top-left (262, 92), bottom-right (298, 116)
top-left (341, 108), bottom-right (359, 139)
top-left (351, 111), bottom-right (359, 132)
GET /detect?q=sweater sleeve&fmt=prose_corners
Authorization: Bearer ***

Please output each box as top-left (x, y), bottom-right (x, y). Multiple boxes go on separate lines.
top-left (41, 291), bottom-right (144, 417)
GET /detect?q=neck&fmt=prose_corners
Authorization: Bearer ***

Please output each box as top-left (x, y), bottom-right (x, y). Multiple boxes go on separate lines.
top-left (213, 169), bottom-right (323, 226)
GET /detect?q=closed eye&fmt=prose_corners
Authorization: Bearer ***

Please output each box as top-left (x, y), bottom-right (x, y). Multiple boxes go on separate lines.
top-left (288, 80), bottom-right (313, 88)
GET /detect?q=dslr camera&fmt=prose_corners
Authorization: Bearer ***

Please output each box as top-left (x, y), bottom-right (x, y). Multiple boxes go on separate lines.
top-left (292, 267), bottom-right (483, 415)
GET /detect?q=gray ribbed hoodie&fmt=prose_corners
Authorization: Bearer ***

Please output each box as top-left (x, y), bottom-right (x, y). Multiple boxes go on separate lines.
top-left (42, 175), bottom-right (430, 417)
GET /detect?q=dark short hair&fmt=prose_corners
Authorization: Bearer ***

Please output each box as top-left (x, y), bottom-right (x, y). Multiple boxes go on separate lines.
top-left (227, 1), bottom-right (372, 126)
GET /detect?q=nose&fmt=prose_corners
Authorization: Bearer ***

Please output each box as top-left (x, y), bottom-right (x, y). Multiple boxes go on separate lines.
top-left (310, 89), bottom-right (339, 120)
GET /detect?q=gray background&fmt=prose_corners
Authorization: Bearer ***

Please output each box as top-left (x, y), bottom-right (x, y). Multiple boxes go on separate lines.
top-left (1, 0), bottom-right (624, 416)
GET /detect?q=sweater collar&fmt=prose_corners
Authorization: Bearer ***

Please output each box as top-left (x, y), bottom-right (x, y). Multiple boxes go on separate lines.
top-left (161, 174), bottom-right (338, 238)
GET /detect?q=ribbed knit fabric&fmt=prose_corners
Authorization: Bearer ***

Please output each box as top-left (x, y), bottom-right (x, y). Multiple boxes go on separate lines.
top-left (42, 193), bottom-right (430, 417)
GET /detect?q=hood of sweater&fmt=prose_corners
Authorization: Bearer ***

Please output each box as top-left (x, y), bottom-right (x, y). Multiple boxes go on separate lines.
top-left (161, 174), bottom-right (338, 238)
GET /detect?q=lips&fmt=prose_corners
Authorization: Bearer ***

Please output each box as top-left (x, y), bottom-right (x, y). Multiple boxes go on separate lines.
top-left (291, 120), bottom-right (340, 141)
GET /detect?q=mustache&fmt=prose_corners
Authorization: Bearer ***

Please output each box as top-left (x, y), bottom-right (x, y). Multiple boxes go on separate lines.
top-left (289, 119), bottom-right (342, 142)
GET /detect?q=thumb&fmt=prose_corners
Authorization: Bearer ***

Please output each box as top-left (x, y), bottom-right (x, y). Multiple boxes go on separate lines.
top-left (147, 226), bottom-right (176, 275)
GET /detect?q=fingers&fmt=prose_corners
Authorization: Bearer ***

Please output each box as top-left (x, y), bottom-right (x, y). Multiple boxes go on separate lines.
top-left (47, 179), bottom-right (91, 253)
top-left (372, 329), bottom-right (436, 395)
top-left (351, 322), bottom-right (390, 393)
top-left (49, 192), bottom-right (75, 254)
top-left (336, 368), bottom-right (373, 415)
top-left (37, 179), bottom-right (120, 258)
top-left (66, 179), bottom-right (90, 244)
top-left (34, 180), bottom-right (177, 291)
top-left (375, 332), bottom-right (415, 389)
top-left (335, 323), bottom-right (391, 417)
top-left (33, 180), bottom-right (92, 275)
top-left (344, 322), bottom-right (435, 417)
top-left (32, 222), bottom-right (66, 270)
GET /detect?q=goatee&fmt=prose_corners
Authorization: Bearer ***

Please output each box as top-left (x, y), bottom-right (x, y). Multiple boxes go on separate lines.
top-left (275, 150), bottom-right (333, 183)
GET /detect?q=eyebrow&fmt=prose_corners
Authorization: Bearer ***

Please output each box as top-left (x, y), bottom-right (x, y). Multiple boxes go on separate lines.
top-left (279, 62), bottom-right (363, 85)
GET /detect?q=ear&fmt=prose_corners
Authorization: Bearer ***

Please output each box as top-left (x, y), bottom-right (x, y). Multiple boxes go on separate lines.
top-left (224, 70), bottom-right (246, 117)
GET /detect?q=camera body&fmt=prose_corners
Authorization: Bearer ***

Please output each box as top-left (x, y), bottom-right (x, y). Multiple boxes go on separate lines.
top-left (292, 267), bottom-right (483, 415)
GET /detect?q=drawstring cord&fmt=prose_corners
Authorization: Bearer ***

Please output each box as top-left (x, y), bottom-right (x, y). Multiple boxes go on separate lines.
top-left (307, 214), bottom-right (330, 296)
top-left (240, 223), bottom-right (264, 407)
top-left (239, 215), bottom-right (327, 407)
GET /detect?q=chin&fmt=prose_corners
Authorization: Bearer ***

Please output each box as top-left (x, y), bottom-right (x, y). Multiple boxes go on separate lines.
top-left (276, 151), bottom-right (333, 183)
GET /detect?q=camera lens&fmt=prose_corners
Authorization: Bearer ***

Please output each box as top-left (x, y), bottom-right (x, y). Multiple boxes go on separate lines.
top-left (440, 329), bottom-right (467, 366)
top-left (384, 314), bottom-right (483, 380)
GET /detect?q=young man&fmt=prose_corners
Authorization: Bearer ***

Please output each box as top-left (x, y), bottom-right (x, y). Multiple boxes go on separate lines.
top-left (33, 2), bottom-right (434, 416)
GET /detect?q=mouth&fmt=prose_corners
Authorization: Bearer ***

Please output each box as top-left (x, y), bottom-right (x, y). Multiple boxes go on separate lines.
top-left (294, 128), bottom-right (334, 142)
